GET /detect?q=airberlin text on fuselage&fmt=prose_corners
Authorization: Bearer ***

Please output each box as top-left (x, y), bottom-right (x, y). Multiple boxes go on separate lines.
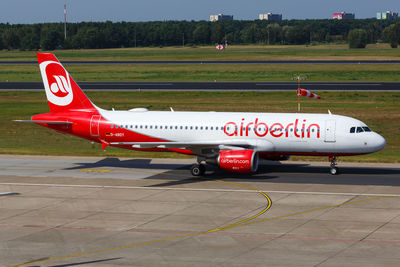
top-left (223, 118), bottom-right (320, 139)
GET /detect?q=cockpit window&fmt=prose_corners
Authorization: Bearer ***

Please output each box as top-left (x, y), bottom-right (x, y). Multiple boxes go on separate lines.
top-left (350, 127), bottom-right (355, 133)
top-left (362, 127), bottom-right (371, 132)
top-left (356, 127), bottom-right (364, 133)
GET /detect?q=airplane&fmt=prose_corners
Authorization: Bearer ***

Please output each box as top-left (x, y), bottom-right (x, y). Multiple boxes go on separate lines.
top-left (15, 53), bottom-right (386, 176)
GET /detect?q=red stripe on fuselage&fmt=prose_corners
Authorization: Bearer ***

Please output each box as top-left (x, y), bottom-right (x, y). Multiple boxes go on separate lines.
top-left (33, 112), bottom-right (194, 155)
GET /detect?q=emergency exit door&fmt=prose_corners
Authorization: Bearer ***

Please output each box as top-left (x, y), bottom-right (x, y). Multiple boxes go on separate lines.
top-left (324, 120), bottom-right (336, 142)
top-left (90, 115), bottom-right (101, 137)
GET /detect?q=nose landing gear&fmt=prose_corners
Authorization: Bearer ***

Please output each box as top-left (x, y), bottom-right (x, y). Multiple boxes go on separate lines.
top-left (329, 156), bottom-right (339, 175)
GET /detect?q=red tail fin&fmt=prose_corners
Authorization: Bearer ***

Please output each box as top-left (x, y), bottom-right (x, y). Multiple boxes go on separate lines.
top-left (37, 53), bottom-right (96, 113)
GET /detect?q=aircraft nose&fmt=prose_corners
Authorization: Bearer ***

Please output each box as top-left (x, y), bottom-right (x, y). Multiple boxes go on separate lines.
top-left (372, 133), bottom-right (386, 152)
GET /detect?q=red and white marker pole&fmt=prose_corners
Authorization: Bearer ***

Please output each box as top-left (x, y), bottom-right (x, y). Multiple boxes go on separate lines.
top-left (297, 88), bottom-right (321, 112)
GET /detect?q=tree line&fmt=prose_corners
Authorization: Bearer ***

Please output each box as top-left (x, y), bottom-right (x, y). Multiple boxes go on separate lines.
top-left (0, 19), bottom-right (399, 50)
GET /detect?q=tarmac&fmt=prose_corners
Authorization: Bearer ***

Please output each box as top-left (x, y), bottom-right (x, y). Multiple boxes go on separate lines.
top-left (0, 155), bottom-right (399, 266)
top-left (1, 81), bottom-right (400, 92)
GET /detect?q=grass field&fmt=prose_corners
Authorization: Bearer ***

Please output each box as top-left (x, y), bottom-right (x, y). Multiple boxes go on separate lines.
top-left (1, 64), bottom-right (400, 82)
top-left (1, 45), bottom-right (399, 82)
top-left (1, 91), bottom-right (399, 163)
top-left (0, 44), bottom-right (400, 61)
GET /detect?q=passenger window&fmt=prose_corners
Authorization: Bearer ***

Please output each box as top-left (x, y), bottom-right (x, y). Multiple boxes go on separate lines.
top-left (135, 125), bottom-right (138, 129)
top-left (210, 127), bottom-right (213, 130)
top-left (180, 126), bottom-right (183, 129)
top-left (150, 125), bottom-right (152, 129)
top-left (356, 127), bottom-right (364, 133)
top-left (350, 127), bottom-right (355, 133)
top-left (185, 126), bottom-right (188, 130)
top-left (170, 126), bottom-right (173, 129)
top-left (195, 126), bottom-right (198, 130)
top-left (190, 126), bottom-right (193, 130)
top-left (363, 127), bottom-right (371, 132)
top-left (155, 126), bottom-right (157, 129)
top-left (110, 124), bottom-right (114, 129)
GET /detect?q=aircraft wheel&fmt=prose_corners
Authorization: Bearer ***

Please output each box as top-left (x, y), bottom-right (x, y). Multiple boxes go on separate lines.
top-left (330, 167), bottom-right (339, 175)
top-left (191, 164), bottom-right (206, 176)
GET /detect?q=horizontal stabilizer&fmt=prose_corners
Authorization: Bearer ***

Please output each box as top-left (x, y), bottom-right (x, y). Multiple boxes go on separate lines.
top-left (13, 120), bottom-right (73, 125)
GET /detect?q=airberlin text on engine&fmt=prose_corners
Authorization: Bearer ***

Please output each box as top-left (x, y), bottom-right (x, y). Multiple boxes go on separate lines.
top-left (223, 118), bottom-right (320, 139)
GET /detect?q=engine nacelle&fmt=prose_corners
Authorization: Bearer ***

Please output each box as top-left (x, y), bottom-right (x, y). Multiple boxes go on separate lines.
top-left (218, 150), bottom-right (259, 173)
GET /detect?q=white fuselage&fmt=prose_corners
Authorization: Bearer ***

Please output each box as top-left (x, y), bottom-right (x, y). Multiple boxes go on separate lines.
top-left (98, 109), bottom-right (386, 156)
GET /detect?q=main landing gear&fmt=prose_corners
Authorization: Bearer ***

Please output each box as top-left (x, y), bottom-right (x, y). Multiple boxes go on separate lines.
top-left (329, 156), bottom-right (339, 175)
top-left (190, 157), bottom-right (207, 176)
top-left (190, 163), bottom-right (206, 176)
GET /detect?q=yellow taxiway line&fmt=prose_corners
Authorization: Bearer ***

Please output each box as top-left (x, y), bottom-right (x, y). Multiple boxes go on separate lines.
top-left (10, 179), bottom-right (272, 267)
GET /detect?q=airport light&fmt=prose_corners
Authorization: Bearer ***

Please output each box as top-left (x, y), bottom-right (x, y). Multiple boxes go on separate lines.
top-left (64, 3), bottom-right (67, 39)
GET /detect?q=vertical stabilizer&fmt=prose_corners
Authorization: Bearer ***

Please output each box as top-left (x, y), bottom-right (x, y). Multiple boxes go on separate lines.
top-left (37, 53), bottom-right (96, 113)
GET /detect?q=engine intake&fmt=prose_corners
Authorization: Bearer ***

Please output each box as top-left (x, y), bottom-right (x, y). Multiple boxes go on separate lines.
top-left (218, 150), bottom-right (259, 173)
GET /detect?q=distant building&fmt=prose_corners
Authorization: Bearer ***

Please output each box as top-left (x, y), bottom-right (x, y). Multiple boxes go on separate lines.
top-left (333, 12), bottom-right (355, 20)
top-left (377, 11), bottom-right (398, 20)
top-left (259, 13), bottom-right (282, 21)
top-left (209, 14), bottom-right (233, 22)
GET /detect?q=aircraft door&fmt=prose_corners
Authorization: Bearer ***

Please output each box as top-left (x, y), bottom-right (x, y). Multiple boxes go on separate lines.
top-left (324, 120), bottom-right (336, 142)
top-left (90, 115), bottom-right (101, 137)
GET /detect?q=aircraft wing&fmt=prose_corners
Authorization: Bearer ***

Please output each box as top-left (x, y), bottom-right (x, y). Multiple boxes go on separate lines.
top-left (110, 139), bottom-right (274, 151)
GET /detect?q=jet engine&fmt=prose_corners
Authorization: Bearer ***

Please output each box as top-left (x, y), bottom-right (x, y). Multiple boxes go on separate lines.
top-left (217, 150), bottom-right (259, 173)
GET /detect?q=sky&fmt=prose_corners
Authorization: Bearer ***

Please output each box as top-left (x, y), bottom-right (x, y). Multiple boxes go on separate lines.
top-left (1, 0), bottom-right (399, 24)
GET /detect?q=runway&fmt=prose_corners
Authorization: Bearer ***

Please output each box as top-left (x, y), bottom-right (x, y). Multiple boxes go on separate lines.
top-left (1, 81), bottom-right (400, 91)
top-left (1, 60), bottom-right (400, 65)
top-left (0, 155), bottom-right (399, 266)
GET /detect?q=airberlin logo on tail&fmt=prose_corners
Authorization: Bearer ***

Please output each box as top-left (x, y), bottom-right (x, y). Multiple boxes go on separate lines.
top-left (39, 61), bottom-right (73, 106)
top-left (50, 75), bottom-right (70, 97)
